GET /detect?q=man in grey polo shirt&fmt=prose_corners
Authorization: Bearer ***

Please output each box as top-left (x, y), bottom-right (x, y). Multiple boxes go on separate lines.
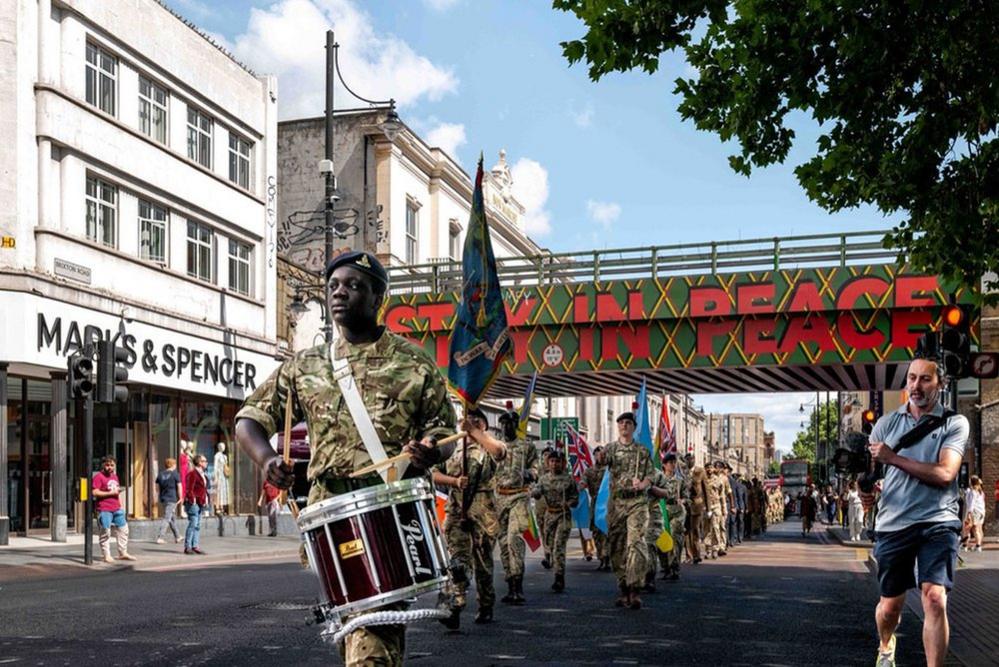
top-left (868, 357), bottom-right (969, 667)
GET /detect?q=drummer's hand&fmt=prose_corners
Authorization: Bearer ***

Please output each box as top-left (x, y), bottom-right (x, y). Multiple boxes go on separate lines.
top-left (455, 475), bottom-right (468, 489)
top-left (264, 455), bottom-right (294, 489)
top-left (404, 437), bottom-right (442, 472)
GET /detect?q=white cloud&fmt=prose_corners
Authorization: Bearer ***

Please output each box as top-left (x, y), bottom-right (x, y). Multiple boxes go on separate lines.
top-left (510, 157), bottom-right (552, 236)
top-left (570, 101), bottom-right (595, 128)
top-left (586, 200), bottom-right (621, 230)
top-left (425, 122), bottom-right (466, 159)
top-left (422, 0), bottom-right (461, 10)
top-left (232, 0), bottom-right (458, 119)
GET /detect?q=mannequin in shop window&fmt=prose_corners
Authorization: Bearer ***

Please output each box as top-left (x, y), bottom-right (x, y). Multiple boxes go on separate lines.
top-left (214, 442), bottom-right (231, 516)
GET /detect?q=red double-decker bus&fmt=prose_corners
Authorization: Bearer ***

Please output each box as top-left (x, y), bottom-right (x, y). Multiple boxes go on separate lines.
top-left (780, 459), bottom-right (812, 514)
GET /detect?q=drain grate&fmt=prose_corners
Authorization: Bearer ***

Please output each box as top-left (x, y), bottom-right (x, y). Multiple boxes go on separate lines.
top-left (242, 600), bottom-right (314, 611)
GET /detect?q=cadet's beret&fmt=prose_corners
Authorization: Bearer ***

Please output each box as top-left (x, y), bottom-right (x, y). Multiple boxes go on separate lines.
top-left (616, 412), bottom-right (636, 424)
top-left (467, 407), bottom-right (488, 425)
top-left (324, 250), bottom-right (388, 290)
top-left (662, 453), bottom-right (677, 463)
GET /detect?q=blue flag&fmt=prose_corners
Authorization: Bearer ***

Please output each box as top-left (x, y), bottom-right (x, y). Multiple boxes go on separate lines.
top-left (594, 469), bottom-right (610, 533)
top-left (635, 377), bottom-right (653, 458)
top-left (447, 155), bottom-right (511, 406)
top-left (572, 488), bottom-right (591, 531)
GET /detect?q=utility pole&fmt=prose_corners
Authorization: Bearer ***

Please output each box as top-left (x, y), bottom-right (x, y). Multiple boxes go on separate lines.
top-left (323, 29), bottom-right (336, 344)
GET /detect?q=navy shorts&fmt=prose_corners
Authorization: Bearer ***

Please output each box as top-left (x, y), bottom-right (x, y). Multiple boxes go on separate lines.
top-left (873, 521), bottom-right (961, 597)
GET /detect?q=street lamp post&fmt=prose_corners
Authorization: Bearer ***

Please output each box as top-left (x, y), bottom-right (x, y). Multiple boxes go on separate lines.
top-left (800, 392), bottom-right (821, 482)
top-left (319, 29), bottom-right (402, 344)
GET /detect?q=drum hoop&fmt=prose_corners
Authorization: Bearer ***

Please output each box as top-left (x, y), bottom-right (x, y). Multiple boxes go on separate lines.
top-left (297, 478), bottom-right (432, 532)
top-left (325, 577), bottom-right (448, 619)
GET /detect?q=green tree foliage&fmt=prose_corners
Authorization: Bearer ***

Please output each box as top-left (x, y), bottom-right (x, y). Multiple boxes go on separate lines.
top-left (790, 399), bottom-right (840, 462)
top-left (554, 1), bottom-right (999, 301)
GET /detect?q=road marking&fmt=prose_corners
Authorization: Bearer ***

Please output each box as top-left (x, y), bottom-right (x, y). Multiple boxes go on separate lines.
top-left (0, 659), bottom-right (21, 664)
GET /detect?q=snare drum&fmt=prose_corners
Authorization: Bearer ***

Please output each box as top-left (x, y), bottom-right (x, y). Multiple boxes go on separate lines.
top-left (298, 477), bottom-right (451, 621)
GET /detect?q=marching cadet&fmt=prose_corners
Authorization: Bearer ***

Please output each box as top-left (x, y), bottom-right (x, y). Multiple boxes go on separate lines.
top-left (433, 408), bottom-right (507, 626)
top-left (538, 447), bottom-right (555, 570)
top-left (532, 450), bottom-right (580, 592)
top-left (492, 408), bottom-right (540, 606)
top-left (657, 454), bottom-right (688, 580)
top-left (644, 464), bottom-right (672, 592)
top-left (584, 447), bottom-right (610, 571)
top-left (687, 462), bottom-right (709, 564)
top-left (703, 462), bottom-right (726, 559)
top-left (605, 412), bottom-right (655, 610)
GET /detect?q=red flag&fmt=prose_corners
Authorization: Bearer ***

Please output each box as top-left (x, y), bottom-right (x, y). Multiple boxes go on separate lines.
top-left (656, 394), bottom-right (677, 464)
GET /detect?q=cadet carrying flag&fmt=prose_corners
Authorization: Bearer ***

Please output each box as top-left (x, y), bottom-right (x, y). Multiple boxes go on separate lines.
top-left (516, 371), bottom-right (538, 439)
top-left (447, 155), bottom-right (511, 406)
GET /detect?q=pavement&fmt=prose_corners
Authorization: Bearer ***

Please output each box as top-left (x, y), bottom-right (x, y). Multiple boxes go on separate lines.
top-left (0, 531), bottom-right (301, 582)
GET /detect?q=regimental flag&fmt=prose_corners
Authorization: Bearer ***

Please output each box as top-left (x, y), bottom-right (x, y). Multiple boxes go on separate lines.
top-left (447, 155), bottom-right (511, 406)
top-left (635, 377), bottom-right (654, 458)
top-left (656, 393), bottom-right (677, 464)
top-left (516, 371), bottom-right (538, 439)
top-left (565, 421), bottom-right (593, 483)
top-left (523, 504), bottom-right (542, 552)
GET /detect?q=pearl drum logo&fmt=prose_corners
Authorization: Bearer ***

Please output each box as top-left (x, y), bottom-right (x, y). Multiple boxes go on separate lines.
top-left (400, 519), bottom-right (433, 577)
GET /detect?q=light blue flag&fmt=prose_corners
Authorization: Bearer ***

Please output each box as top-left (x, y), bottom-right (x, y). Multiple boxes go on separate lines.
top-left (594, 469), bottom-right (610, 533)
top-left (572, 488), bottom-right (591, 530)
top-left (634, 377), bottom-right (654, 457)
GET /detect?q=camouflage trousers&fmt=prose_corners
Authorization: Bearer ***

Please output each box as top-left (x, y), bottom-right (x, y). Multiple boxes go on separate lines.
top-left (608, 498), bottom-right (649, 589)
top-left (592, 526), bottom-right (607, 560)
top-left (666, 513), bottom-right (686, 573)
top-left (645, 507), bottom-right (669, 579)
top-left (543, 509), bottom-right (573, 576)
top-left (705, 510), bottom-right (726, 554)
top-left (339, 620), bottom-right (405, 667)
top-left (494, 492), bottom-right (530, 578)
top-left (444, 514), bottom-right (496, 611)
top-left (646, 506), bottom-right (686, 577)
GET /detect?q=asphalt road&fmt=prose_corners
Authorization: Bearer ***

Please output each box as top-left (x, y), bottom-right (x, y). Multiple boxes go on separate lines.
top-left (0, 521), bottom-right (927, 666)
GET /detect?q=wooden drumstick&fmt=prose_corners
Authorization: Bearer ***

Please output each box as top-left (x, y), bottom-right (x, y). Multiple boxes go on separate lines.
top-left (348, 431), bottom-right (468, 479)
top-left (280, 392), bottom-right (300, 519)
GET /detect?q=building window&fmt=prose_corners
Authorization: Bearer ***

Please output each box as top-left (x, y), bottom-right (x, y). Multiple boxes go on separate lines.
top-left (227, 239), bottom-right (251, 296)
top-left (405, 201), bottom-right (419, 264)
top-left (85, 43), bottom-right (117, 116)
top-left (85, 176), bottom-right (117, 247)
top-left (186, 221), bottom-right (213, 282)
top-left (138, 200), bottom-right (167, 263)
top-left (138, 76), bottom-right (168, 144)
top-left (228, 133), bottom-right (252, 189)
top-left (187, 108), bottom-right (213, 168)
top-left (448, 219), bottom-right (461, 261)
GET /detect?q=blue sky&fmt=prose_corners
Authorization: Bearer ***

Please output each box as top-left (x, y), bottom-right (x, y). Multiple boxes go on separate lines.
top-left (168, 0), bottom-right (886, 454)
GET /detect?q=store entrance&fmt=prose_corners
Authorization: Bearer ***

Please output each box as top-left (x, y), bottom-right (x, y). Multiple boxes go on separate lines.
top-left (5, 378), bottom-right (58, 535)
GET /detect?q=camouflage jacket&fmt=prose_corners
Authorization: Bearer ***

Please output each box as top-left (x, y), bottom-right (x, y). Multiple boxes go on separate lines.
top-left (583, 463), bottom-right (606, 499)
top-left (533, 471), bottom-right (580, 513)
top-left (706, 473), bottom-right (727, 513)
top-left (235, 330), bottom-right (456, 485)
top-left (436, 439), bottom-right (498, 519)
top-left (653, 469), bottom-right (689, 513)
top-left (493, 438), bottom-right (539, 491)
top-left (604, 439), bottom-right (655, 496)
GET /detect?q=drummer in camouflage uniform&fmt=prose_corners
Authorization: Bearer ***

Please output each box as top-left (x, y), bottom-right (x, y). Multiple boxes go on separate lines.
top-left (235, 251), bottom-right (455, 667)
top-left (433, 408), bottom-right (507, 626)
top-left (532, 450), bottom-right (580, 592)
top-left (492, 408), bottom-right (539, 605)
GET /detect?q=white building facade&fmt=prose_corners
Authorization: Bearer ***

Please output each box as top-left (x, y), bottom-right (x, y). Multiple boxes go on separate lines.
top-left (0, 0), bottom-right (279, 540)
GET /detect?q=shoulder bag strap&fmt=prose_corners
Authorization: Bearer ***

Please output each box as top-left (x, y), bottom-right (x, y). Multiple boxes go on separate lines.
top-left (330, 344), bottom-right (394, 483)
top-left (891, 410), bottom-right (955, 453)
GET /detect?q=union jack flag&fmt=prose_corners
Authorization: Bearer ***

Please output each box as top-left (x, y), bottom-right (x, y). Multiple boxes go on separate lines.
top-left (565, 422), bottom-right (593, 483)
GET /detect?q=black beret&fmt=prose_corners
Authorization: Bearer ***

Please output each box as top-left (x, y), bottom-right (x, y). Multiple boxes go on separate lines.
top-left (549, 449), bottom-right (565, 460)
top-left (325, 251), bottom-right (388, 290)
top-left (662, 453), bottom-right (677, 463)
top-left (616, 412), bottom-right (636, 424)
top-left (467, 407), bottom-right (488, 425)
top-left (498, 410), bottom-right (518, 423)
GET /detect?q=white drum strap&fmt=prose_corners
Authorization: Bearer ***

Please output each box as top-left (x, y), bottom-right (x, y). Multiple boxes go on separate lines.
top-left (330, 346), bottom-right (394, 483)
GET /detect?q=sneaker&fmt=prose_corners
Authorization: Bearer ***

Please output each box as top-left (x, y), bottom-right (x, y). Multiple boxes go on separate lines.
top-left (876, 634), bottom-right (896, 667)
top-left (975, 546), bottom-right (983, 553)
top-left (117, 553), bottom-right (137, 561)
top-left (155, 538), bottom-right (165, 544)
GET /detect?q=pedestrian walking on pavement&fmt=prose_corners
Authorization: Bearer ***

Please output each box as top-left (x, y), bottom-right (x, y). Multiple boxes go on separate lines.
top-left (92, 456), bottom-right (136, 564)
top-left (964, 476), bottom-right (985, 553)
top-left (846, 481), bottom-right (864, 541)
top-left (257, 479), bottom-right (281, 537)
top-left (868, 358), bottom-right (969, 667)
top-left (799, 485), bottom-right (817, 536)
top-left (184, 454), bottom-right (209, 555)
top-left (154, 457), bottom-right (183, 544)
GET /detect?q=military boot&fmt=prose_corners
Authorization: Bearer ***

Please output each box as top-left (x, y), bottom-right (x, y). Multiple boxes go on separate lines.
top-left (541, 554), bottom-right (552, 569)
top-left (512, 576), bottom-right (526, 605)
top-left (501, 578), bottom-right (516, 604)
top-left (474, 606), bottom-right (493, 624)
top-left (439, 607), bottom-right (461, 630)
top-left (552, 573), bottom-right (565, 592)
top-left (615, 583), bottom-right (630, 607)
top-left (643, 571), bottom-right (656, 593)
top-left (629, 588), bottom-right (643, 610)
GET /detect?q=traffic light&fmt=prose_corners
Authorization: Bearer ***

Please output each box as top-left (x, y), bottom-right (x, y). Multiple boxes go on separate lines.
top-left (940, 304), bottom-right (972, 378)
top-left (861, 409), bottom-right (876, 435)
top-left (68, 345), bottom-right (95, 399)
top-left (96, 339), bottom-right (129, 403)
